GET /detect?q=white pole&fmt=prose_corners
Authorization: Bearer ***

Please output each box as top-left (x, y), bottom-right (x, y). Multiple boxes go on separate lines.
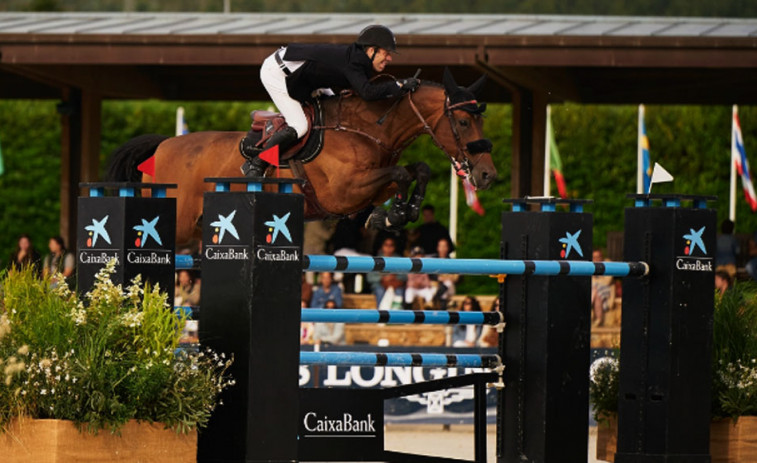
top-left (637, 104), bottom-right (644, 194)
top-left (730, 105), bottom-right (738, 222)
top-left (176, 106), bottom-right (185, 137)
top-left (449, 166), bottom-right (459, 252)
top-left (543, 105), bottom-right (551, 196)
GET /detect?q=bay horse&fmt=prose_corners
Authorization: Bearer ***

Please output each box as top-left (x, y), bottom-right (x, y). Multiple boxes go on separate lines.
top-left (107, 69), bottom-right (497, 249)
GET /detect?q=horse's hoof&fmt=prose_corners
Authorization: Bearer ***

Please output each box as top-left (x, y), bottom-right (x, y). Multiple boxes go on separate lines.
top-left (365, 208), bottom-right (389, 230)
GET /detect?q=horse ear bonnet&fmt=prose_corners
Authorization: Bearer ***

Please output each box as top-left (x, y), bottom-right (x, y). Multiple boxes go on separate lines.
top-left (443, 69), bottom-right (487, 115)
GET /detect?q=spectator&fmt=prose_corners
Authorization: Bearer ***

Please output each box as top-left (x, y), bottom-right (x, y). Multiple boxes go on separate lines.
top-left (9, 234), bottom-right (41, 276)
top-left (746, 232), bottom-right (757, 282)
top-left (175, 269), bottom-right (201, 307)
top-left (404, 246), bottom-right (436, 309)
top-left (303, 221), bottom-right (335, 283)
top-left (452, 296), bottom-right (483, 347)
top-left (301, 299), bottom-right (315, 344)
top-left (42, 235), bottom-right (75, 289)
top-left (313, 299), bottom-right (345, 346)
top-left (715, 269), bottom-right (732, 296)
top-left (478, 297), bottom-right (501, 348)
top-left (366, 236), bottom-right (407, 308)
top-left (301, 274), bottom-right (313, 308)
top-left (332, 214), bottom-right (371, 293)
top-left (415, 205), bottom-right (454, 255)
top-left (591, 249), bottom-right (615, 328)
top-left (433, 237), bottom-right (459, 309)
top-left (310, 272), bottom-right (343, 308)
top-left (716, 219), bottom-right (739, 280)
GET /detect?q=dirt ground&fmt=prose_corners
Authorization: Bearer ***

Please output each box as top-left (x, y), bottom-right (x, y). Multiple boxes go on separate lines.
top-left (384, 424), bottom-right (607, 462)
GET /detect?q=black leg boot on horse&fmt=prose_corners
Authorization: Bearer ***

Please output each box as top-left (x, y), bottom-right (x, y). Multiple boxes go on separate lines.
top-left (239, 126), bottom-right (299, 177)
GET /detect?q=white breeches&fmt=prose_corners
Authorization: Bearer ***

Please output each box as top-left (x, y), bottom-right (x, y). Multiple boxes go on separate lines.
top-left (260, 50), bottom-right (309, 138)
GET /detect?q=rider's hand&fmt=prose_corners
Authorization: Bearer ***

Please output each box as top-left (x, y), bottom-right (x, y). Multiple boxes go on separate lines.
top-left (397, 78), bottom-right (420, 93)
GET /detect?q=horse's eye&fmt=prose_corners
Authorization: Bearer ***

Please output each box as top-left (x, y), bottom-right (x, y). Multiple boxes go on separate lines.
top-left (459, 119), bottom-right (469, 128)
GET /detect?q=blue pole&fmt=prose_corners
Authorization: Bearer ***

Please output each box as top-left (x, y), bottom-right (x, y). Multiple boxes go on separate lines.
top-left (300, 351), bottom-right (502, 369)
top-left (301, 308), bottom-right (502, 325)
top-left (303, 255), bottom-right (648, 277)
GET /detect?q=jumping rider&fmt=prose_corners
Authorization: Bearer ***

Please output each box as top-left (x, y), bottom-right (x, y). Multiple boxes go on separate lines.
top-left (240, 25), bottom-right (420, 177)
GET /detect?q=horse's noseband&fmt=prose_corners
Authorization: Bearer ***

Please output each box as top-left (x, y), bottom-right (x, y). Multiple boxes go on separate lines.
top-left (467, 139), bottom-right (492, 155)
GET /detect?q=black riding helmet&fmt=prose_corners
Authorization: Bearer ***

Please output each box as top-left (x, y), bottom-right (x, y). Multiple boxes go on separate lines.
top-left (356, 25), bottom-right (397, 53)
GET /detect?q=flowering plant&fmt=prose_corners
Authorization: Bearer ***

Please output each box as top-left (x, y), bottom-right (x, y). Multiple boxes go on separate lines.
top-left (590, 282), bottom-right (757, 422)
top-left (711, 282), bottom-right (757, 419)
top-left (0, 262), bottom-right (233, 434)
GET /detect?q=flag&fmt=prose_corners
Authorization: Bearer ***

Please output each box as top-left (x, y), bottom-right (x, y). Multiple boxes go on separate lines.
top-left (259, 145), bottom-right (280, 178)
top-left (639, 105), bottom-right (652, 194)
top-left (733, 107), bottom-right (757, 211)
top-left (137, 156), bottom-right (155, 177)
top-left (649, 162), bottom-right (674, 190)
top-left (176, 106), bottom-right (189, 137)
top-left (546, 110), bottom-right (567, 198)
top-left (462, 178), bottom-right (484, 216)
top-left (0, 137), bottom-right (4, 176)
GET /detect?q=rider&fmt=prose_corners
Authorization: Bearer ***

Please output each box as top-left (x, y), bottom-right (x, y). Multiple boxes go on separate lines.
top-left (240, 25), bottom-right (421, 177)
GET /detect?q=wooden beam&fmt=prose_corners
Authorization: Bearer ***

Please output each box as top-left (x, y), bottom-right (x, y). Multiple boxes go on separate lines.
top-left (4, 64), bottom-right (161, 99)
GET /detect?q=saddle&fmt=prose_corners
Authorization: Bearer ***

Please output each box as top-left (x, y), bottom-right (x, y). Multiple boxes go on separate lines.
top-left (244, 102), bottom-right (325, 165)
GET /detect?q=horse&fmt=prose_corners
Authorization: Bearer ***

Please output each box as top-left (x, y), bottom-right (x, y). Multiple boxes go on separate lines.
top-left (106, 69), bottom-right (497, 249)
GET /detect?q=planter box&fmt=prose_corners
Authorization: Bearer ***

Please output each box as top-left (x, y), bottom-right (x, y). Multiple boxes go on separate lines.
top-left (0, 418), bottom-right (196, 463)
top-left (596, 417), bottom-right (617, 462)
top-left (596, 415), bottom-right (757, 463)
top-left (711, 416), bottom-right (757, 463)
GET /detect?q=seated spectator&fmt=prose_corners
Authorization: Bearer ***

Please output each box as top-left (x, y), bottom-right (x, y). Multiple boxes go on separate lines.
top-left (452, 296), bottom-right (483, 347)
top-left (415, 205), bottom-right (454, 255)
top-left (716, 219), bottom-right (739, 279)
top-left (433, 237), bottom-right (459, 309)
top-left (42, 236), bottom-right (75, 289)
top-left (591, 249), bottom-right (615, 328)
top-left (366, 236), bottom-right (406, 308)
top-left (404, 247), bottom-right (436, 309)
top-left (175, 269), bottom-right (201, 307)
top-left (310, 272), bottom-right (343, 308)
top-left (478, 297), bottom-right (501, 348)
top-left (301, 299), bottom-right (315, 344)
top-left (9, 234), bottom-right (41, 276)
top-left (313, 299), bottom-right (345, 346)
top-left (301, 274), bottom-right (313, 308)
top-left (715, 269), bottom-right (732, 296)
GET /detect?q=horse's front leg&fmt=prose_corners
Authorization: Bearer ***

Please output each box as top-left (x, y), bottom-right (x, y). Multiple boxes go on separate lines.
top-left (366, 165), bottom-right (414, 230)
top-left (402, 162), bottom-right (431, 223)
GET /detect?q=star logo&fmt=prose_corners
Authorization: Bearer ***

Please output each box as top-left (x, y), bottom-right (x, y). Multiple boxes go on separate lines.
top-left (133, 216), bottom-right (162, 248)
top-left (210, 210), bottom-right (240, 244)
top-left (683, 226), bottom-right (707, 256)
top-left (84, 215), bottom-right (112, 247)
top-left (265, 212), bottom-right (292, 244)
top-left (558, 230), bottom-right (583, 259)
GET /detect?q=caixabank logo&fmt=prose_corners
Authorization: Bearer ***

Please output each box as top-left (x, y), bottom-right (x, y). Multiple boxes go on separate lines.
top-left (558, 229), bottom-right (584, 259)
top-left (256, 211), bottom-right (300, 262)
top-left (79, 215), bottom-right (119, 264)
top-left (204, 210), bottom-right (249, 261)
top-left (126, 215), bottom-right (171, 265)
top-left (677, 226), bottom-right (713, 272)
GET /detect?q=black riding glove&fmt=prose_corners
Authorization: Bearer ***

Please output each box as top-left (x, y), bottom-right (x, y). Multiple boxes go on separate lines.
top-left (397, 78), bottom-right (420, 93)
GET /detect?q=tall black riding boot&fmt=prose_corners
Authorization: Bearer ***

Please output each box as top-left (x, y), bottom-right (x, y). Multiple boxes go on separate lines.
top-left (239, 126), bottom-right (299, 178)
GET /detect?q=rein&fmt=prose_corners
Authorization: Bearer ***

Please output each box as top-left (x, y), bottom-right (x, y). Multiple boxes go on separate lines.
top-left (314, 90), bottom-right (481, 176)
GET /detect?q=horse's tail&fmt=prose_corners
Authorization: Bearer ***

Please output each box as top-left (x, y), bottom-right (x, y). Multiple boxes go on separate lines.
top-left (105, 134), bottom-right (169, 182)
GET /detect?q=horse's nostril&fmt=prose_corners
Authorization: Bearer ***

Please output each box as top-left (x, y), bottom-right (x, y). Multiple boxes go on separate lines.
top-left (482, 171), bottom-right (489, 180)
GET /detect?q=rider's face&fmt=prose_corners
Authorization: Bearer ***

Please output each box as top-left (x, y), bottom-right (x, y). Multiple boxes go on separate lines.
top-left (370, 47), bottom-right (392, 73)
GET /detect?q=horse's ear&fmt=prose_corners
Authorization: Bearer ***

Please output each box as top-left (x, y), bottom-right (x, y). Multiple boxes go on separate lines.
top-left (442, 67), bottom-right (458, 94)
top-left (467, 74), bottom-right (487, 97)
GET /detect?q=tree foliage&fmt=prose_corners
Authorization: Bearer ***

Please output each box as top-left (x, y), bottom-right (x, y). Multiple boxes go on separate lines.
top-left (1, 99), bottom-right (757, 293)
